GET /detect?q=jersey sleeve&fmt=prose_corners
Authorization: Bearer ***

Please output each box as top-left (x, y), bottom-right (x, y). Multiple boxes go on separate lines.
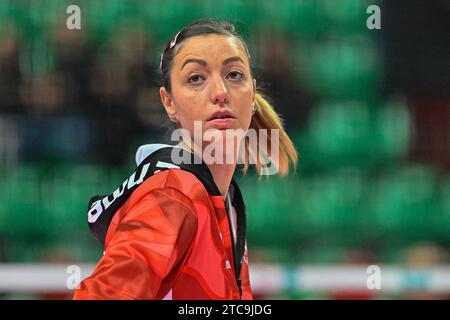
top-left (73, 187), bottom-right (198, 300)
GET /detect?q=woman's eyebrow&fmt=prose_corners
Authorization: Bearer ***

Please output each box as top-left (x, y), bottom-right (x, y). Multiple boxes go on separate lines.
top-left (181, 56), bottom-right (245, 70)
top-left (223, 56), bottom-right (245, 66)
top-left (181, 58), bottom-right (206, 70)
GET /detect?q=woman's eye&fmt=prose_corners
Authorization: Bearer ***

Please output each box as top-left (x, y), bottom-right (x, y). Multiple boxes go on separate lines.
top-left (188, 74), bottom-right (205, 84)
top-left (227, 71), bottom-right (244, 81)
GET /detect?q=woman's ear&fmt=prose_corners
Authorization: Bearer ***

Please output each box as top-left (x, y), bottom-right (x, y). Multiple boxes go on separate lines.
top-left (159, 86), bottom-right (177, 118)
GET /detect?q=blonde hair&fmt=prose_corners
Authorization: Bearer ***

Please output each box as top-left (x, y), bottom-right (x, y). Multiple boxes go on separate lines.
top-left (242, 92), bottom-right (298, 176)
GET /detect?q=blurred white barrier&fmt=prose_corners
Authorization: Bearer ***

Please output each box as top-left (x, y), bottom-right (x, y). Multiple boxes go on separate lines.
top-left (1, 264), bottom-right (450, 294)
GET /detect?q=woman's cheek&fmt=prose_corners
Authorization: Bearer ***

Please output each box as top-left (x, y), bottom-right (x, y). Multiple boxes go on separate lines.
top-left (244, 113), bottom-right (253, 130)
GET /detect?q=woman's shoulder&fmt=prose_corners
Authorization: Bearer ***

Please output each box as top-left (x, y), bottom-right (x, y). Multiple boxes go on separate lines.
top-left (129, 168), bottom-right (211, 209)
top-left (103, 169), bottom-right (203, 246)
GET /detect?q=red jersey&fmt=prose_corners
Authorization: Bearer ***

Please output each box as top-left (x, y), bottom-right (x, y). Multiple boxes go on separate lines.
top-left (73, 144), bottom-right (252, 300)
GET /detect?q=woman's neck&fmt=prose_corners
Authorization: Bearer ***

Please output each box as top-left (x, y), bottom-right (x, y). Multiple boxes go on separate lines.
top-left (178, 139), bottom-right (236, 198)
top-left (207, 163), bottom-right (236, 198)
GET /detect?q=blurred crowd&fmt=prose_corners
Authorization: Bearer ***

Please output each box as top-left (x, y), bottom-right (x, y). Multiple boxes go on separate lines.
top-left (0, 22), bottom-right (315, 168)
top-left (0, 22), bottom-right (167, 166)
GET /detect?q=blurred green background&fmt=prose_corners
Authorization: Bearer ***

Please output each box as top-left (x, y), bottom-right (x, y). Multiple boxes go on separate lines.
top-left (0, 0), bottom-right (449, 299)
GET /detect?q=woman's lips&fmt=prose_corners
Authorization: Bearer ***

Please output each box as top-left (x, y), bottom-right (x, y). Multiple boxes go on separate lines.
top-left (208, 117), bottom-right (235, 128)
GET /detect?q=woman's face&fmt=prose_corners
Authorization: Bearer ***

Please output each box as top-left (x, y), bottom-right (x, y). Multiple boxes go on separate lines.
top-left (160, 34), bottom-right (255, 149)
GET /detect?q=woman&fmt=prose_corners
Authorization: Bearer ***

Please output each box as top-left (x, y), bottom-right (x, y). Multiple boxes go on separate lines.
top-left (74, 19), bottom-right (297, 300)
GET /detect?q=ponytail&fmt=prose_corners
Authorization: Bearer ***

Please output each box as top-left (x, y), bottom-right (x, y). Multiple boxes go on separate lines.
top-left (242, 92), bottom-right (298, 176)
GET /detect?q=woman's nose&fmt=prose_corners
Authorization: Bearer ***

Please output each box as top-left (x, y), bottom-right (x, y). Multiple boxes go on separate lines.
top-left (211, 76), bottom-right (229, 105)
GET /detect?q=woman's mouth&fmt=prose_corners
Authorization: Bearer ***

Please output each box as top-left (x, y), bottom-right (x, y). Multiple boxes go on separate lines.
top-left (208, 117), bottom-right (235, 128)
top-left (207, 111), bottom-right (236, 128)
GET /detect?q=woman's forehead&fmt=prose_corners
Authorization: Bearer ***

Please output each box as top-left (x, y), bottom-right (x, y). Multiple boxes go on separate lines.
top-left (174, 34), bottom-right (249, 66)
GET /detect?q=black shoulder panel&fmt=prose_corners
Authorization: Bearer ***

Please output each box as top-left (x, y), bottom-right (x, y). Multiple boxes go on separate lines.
top-left (87, 146), bottom-right (222, 244)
